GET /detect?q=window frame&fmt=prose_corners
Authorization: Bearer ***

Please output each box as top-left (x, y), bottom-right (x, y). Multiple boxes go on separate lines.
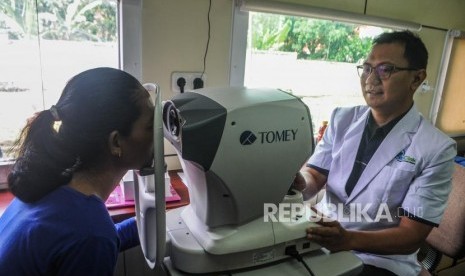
top-left (229, 4), bottom-right (248, 86)
top-left (229, 1), bottom-right (421, 87)
top-left (120, 0), bottom-right (143, 81)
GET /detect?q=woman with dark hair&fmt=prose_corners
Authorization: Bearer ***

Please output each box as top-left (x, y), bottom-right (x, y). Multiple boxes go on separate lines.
top-left (0, 67), bottom-right (154, 275)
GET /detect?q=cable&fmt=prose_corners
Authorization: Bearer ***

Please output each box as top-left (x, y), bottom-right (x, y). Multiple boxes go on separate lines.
top-left (285, 245), bottom-right (316, 276)
top-left (201, 0), bottom-right (212, 80)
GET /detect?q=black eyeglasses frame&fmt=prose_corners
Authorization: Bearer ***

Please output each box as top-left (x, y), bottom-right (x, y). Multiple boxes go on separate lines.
top-left (356, 63), bottom-right (418, 80)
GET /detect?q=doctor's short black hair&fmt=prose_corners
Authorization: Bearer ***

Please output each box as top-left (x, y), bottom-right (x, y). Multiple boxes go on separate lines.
top-left (373, 30), bottom-right (428, 70)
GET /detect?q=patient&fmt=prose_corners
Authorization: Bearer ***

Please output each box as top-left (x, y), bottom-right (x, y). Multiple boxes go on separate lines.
top-left (0, 67), bottom-right (153, 275)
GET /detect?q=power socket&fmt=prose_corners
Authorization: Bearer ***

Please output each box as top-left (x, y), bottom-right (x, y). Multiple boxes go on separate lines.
top-left (171, 72), bottom-right (206, 93)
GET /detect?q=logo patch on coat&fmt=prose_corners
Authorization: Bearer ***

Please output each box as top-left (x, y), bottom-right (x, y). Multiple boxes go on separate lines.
top-left (395, 150), bottom-right (416, 164)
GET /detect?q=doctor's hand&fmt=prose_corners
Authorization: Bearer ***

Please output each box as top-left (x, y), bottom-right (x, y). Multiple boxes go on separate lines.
top-left (292, 168), bottom-right (327, 200)
top-left (306, 213), bottom-right (353, 252)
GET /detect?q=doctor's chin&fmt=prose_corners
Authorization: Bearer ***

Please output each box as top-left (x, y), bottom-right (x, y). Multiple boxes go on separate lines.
top-left (264, 202), bottom-right (424, 223)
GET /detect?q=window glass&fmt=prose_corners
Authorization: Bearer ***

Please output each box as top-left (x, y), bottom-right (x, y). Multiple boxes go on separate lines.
top-left (435, 38), bottom-right (465, 136)
top-left (0, 0), bottom-right (118, 160)
top-left (244, 12), bottom-right (389, 135)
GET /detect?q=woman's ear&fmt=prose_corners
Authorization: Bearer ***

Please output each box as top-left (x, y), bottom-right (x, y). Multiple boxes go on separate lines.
top-left (108, 130), bottom-right (122, 158)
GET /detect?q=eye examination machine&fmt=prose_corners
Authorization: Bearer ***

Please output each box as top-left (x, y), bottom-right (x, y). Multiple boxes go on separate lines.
top-left (135, 86), bottom-right (362, 275)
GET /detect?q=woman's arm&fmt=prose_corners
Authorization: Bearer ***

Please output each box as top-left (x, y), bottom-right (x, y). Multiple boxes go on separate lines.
top-left (115, 217), bottom-right (140, 251)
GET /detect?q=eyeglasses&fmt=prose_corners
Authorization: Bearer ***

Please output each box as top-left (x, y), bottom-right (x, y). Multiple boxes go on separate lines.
top-left (356, 63), bottom-right (418, 80)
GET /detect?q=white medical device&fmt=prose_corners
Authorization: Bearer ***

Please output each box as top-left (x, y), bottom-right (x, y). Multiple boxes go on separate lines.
top-left (135, 86), bottom-right (362, 275)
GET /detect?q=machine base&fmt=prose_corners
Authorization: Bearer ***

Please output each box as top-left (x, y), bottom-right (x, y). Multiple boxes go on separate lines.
top-left (163, 249), bottom-right (363, 276)
top-left (165, 206), bottom-right (363, 275)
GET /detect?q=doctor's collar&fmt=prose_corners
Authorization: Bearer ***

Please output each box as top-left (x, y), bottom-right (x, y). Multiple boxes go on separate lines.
top-left (367, 106), bottom-right (411, 138)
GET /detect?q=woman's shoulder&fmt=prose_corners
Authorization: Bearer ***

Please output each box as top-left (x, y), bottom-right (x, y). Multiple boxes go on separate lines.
top-left (16, 186), bottom-right (117, 241)
top-left (49, 186), bottom-right (116, 233)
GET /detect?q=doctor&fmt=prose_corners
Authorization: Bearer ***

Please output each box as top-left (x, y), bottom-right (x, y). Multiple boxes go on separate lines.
top-left (294, 31), bottom-right (456, 275)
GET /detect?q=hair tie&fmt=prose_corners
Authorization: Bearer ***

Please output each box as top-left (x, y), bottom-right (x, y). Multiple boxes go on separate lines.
top-left (49, 105), bottom-right (61, 121)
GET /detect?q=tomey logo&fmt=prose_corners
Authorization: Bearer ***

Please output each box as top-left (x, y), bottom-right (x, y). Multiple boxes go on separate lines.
top-left (240, 129), bottom-right (298, 145)
top-left (240, 131), bottom-right (257, 145)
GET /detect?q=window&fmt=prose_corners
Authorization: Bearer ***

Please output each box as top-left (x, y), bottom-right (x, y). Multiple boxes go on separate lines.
top-left (430, 30), bottom-right (465, 137)
top-left (0, 0), bottom-right (141, 160)
top-left (231, 9), bottom-right (390, 136)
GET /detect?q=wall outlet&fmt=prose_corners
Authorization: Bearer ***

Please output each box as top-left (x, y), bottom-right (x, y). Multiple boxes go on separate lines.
top-left (171, 72), bottom-right (206, 93)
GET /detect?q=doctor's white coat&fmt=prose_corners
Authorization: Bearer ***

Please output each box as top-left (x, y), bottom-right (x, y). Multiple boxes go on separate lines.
top-left (309, 105), bottom-right (456, 275)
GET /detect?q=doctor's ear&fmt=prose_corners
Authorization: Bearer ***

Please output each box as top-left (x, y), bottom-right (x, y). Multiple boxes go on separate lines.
top-left (411, 69), bottom-right (426, 90)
